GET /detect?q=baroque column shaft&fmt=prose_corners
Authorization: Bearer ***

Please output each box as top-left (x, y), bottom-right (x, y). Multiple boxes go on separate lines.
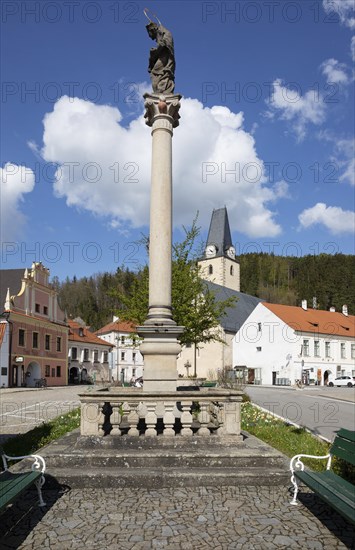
top-left (138, 93), bottom-right (184, 392)
top-left (147, 111), bottom-right (173, 323)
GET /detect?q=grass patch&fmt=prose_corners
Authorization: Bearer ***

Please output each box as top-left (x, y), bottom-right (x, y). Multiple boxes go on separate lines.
top-left (241, 402), bottom-right (330, 471)
top-left (2, 408), bottom-right (80, 459)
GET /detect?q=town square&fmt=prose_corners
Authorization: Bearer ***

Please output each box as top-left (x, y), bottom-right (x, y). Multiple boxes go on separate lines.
top-left (1, 1), bottom-right (354, 548)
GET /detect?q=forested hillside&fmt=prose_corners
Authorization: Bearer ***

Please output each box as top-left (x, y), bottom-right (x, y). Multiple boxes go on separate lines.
top-left (53, 253), bottom-right (355, 331)
top-left (240, 253), bottom-right (355, 312)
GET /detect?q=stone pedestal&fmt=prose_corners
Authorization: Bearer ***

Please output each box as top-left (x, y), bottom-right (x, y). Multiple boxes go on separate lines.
top-left (138, 325), bottom-right (183, 391)
top-left (138, 93), bottom-right (184, 392)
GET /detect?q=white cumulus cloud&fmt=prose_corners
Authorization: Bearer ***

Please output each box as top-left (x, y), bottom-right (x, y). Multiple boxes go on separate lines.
top-left (323, 0), bottom-right (355, 30)
top-left (336, 138), bottom-right (355, 186)
top-left (299, 203), bottom-right (355, 234)
top-left (267, 79), bottom-right (326, 141)
top-left (40, 96), bottom-right (283, 238)
top-left (320, 58), bottom-right (350, 84)
top-left (0, 163), bottom-right (35, 241)
top-left (351, 36), bottom-right (355, 61)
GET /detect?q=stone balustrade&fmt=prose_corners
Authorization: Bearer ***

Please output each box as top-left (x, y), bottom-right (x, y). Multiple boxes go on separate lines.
top-left (79, 388), bottom-right (243, 440)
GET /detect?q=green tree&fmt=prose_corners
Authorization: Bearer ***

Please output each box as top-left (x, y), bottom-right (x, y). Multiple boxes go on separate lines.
top-left (116, 218), bottom-right (236, 376)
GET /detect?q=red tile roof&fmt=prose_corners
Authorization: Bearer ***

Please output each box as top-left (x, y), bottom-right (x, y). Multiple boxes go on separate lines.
top-left (95, 320), bottom-right (137, 336)
top-left (263, 303), bottom-right (355, 338)
top-left (68, 320), bottom-right (112, 346)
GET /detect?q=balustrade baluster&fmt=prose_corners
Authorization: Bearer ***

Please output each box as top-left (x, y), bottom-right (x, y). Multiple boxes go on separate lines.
top-left (145, 402), bottom-right (158, 437)
top-left (180, 400), bottom-right (193, 436)
top-left (163, 401), bottom-right (175, 437)
top-left (197, 401), bottom-right (211, 436)
top-left (127, 402), bottom-right (140, 436)
top-left (110, 403), bottom-right (122, 436)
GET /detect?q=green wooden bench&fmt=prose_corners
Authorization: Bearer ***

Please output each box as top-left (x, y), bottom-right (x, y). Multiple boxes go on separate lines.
top-left (290, 428), bottom-right (355, 524)
top-left (0, 449), bottom-right (46, 513)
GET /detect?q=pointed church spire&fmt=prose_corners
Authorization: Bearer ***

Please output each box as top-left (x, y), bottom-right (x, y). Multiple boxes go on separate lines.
top-left (4, 288), bottom-right (11, 311)
top-left (205, 207), bottom-right (233, 258)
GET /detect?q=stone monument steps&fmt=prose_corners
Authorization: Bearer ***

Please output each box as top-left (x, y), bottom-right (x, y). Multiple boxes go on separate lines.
top-left (45, 465), bottom-right (290, 489)
top-left (43, 449), bottom-right (286, 470)
top-left (34, 430), bottom-right (290, 489)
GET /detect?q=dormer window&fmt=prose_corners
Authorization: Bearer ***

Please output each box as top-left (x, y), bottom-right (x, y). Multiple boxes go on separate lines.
top-left (79, 328), bottom-right (84, 337)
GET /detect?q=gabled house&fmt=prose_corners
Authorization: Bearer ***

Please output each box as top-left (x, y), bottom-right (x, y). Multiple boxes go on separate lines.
top-left (68, 318), bottom-right (112, 384)
top-left (0, 263), bottom-right (68, 387)
top-left (95, 317), bottom-right (143, 384)
top-left (233, 301), bottom-right (355, 386)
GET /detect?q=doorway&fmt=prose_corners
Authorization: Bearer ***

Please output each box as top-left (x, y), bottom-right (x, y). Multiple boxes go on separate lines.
top-left (26, 362), bottom-right (41, 387)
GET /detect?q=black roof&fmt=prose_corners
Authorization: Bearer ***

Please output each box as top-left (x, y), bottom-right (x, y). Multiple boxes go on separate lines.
top-left (0, 269), bottom-right (26, 311)
top-left (205, 207), bottom-right (233, 258)
top-left (204, 280), bottom-right (263, 333)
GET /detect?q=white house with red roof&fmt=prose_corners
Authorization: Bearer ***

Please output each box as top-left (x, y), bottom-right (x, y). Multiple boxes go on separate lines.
top-left (95, 317), bottom-right (143, 384)
top-left (68, 318), bottom-right (112, 384)
top-left (233, 301), bottom-right (355, 386)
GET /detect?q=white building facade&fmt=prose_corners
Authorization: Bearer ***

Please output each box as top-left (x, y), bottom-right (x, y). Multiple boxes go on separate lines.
top-left (68, 319), bottom-right (112, 384)
top-left (96, 318), bottom-right (143, 384)
top-left (233, 302), bottom-right (355, 386)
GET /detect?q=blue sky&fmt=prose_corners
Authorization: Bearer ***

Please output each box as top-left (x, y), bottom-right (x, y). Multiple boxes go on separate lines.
top-left (1, 0), bottom-right (354, 281)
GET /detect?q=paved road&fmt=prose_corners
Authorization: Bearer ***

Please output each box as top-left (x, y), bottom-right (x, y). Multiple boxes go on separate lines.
top-left (245, 386), bottom-right (355, 441)
top-left (0, 386), bottom-right (91, 441)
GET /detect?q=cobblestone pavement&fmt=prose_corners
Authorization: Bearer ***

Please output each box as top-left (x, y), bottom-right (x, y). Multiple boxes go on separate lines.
top-left (1, 486), bottom-right (354, 549)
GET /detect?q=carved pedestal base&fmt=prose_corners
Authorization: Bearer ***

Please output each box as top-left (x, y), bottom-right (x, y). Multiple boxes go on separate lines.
top-left (138, 324), bottom-right (184, 392)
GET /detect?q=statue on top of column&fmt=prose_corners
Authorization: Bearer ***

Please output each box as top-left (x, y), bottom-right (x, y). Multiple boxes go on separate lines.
top-left (144, 9), bottom-right (175, 95)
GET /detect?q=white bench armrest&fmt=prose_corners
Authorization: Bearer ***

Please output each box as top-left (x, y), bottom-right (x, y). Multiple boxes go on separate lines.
top-left (290, 453), bottom-right (331, 474)
top-left (2, 452), bottom-right (46, 474)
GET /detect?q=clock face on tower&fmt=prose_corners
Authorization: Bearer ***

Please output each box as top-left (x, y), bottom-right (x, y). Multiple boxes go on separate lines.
top-left (205, 244), bottom-right (216, 257)
top-left (227, 246), bottom-right (235, 259)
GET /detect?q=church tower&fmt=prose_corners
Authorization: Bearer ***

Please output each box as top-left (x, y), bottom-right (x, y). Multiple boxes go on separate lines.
top-left (198, 207), bottom-right (240, 292)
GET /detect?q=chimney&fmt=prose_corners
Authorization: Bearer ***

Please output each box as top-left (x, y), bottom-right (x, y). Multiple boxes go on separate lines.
top-left (301, 300), bottom-right (307, 311)
top-left (342, 305), bottom-right (348, 316)
top-left (329, 307), bottom-right (336, 313)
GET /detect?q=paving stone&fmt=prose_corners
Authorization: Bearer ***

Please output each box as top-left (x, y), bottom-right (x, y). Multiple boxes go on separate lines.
top-left (0, 485), bottom-right (353, 549)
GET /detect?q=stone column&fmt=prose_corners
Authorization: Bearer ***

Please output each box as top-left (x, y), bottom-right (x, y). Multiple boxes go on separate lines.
top-left (138, 93), bottom-right (184, 392)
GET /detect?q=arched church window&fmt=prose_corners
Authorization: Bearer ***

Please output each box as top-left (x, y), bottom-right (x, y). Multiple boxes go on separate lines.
top-left (208, 265), bottom-right (213, 275)
top-left (230, 266), bottom-right (234, 276)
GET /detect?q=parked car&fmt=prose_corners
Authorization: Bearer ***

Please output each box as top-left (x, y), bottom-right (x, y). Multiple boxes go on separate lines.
top-left (328, 376), bottom-right (354, 387)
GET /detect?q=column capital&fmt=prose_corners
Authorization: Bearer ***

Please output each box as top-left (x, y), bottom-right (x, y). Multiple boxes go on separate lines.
top-left (144, 93), bottom-right (182, 128)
